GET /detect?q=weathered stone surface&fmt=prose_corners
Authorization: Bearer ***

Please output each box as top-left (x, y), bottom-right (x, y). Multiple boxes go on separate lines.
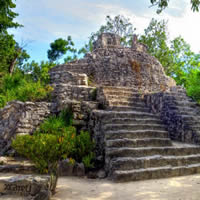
top-left (0, 173), bottom-right (54, 200)
top-left (0, 101), bottom-right (53, 156)
top-left (50, 71), bottom-right (88, 86)
top-left (97, 170), bottom-right (106, 179)
top-left (0, 157), bottom-right (36, 174)
top-left (73, 163), bottom-right (85, 177)
top-left (50, 33), bottom-right (176, 91)
top-left (144, 86), bottom-right (200, 144)
top-left (58, 160), bottom-right (85, 177)
top-left (58, 159), bottom-right (75, 176)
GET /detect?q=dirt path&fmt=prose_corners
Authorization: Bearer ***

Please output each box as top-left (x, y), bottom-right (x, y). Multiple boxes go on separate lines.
top-left (52, 174), bottom-right (200, 200)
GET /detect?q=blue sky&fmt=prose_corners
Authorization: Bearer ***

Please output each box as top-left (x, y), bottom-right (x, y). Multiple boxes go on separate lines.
top-left (11, 0), bottom-right (200, 63)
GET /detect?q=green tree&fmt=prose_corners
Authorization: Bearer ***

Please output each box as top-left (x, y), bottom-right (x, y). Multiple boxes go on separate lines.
top-left (47, 37), bottom-right (77, 62)
top-left (0, 33), bottom-right (16, 74)
top-left (0, 0), bottom-right (29, 75)
top-left (23, 61), bottom-right (55, 84)
top-left (186, 68), bottom-right (200, 102)
top-left (79, 15), bottom-right (136, 54)
top-left (0, 0), bottom-right (22, 33)
top-left (139, 19), bottom-right (172, 74)
top-left (150, 0), bottom-right (200, 14)
top-left (139, 18), bottom-right (196, 82)
top-left (0, 33), bottom-right (30, 75)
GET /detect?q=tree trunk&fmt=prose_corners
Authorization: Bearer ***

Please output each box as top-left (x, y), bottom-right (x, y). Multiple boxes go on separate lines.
top-left (9, 48), bottom-right (21, 75)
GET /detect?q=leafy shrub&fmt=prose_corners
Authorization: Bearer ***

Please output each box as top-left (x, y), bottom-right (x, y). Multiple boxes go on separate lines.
top-left (12, 134), bottom-right (62, 173)
top-left (12, 110), bottom-right (95, 173)
top-left (82, 152), bottom-right (95, 168)
top-left (73, 130), bottom-right (95, 163)
top-left (0, 72), bottom-right (53, 108)
top-left (90, 88), bottom-right (97, 101)
top-left (0, 95), bottom-right (6, 108)
top-left (186, 69), bottom-right (200, 103)
top-left (23, 61), bottom-right (55, 84)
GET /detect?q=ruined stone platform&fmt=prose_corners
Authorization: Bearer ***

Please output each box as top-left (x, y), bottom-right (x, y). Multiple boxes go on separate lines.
top-left (1, 32), bottom-right (200, 184)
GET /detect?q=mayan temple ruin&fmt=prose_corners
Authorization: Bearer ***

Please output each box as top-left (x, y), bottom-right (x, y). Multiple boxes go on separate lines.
top-left (1, 33), bottom-right (200, 198)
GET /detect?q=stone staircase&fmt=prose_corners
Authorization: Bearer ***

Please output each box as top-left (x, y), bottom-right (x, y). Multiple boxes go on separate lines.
top-left (100, 87), bottom-right (200, 182)
top-left (168, 92), bottom-right (200, 135)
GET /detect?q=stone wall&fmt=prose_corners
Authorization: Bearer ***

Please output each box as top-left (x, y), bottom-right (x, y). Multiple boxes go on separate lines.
top-left (50, 63), bottom-right (90, 76)
top-left (0, 101), bottom-right (53, 155)
top-left (52, 85), bottom-right (97, 104)
top-left (89, 110), bottom-right (105, 166)
top-left (145, 86), bottom-right (200, 144)
top-left (50, 71), bottom-right (88, 85)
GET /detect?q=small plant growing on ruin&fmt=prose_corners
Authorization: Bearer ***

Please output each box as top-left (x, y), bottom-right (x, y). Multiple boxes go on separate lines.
top-left (129, 60), bottom-right (143, 89)
top-left (88, 74), bottom-right (96, 86)
top-left (0, 161), bottom-right (4, 165)
top-left (160, 84), bottom-right (167, 92)
top-left (0, 72), bottom-right (54, 108)
top-left (91, 88), bottom-right (97, 101)
top-left (130, 60), bottom-right (141, 73)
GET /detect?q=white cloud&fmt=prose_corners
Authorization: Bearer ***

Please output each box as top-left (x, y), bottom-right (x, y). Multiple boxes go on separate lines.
top-left (12, 0), bottom-right (200, 61)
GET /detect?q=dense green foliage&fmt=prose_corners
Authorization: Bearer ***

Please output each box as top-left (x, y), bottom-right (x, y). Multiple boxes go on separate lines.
top-left (139, 18), bottom-right (200, 102)
top-left (0, 71), bottom-right (54, 108)
top-left (12, 110), bottom-right (95, 173)
top-left (186, 69), bottom-right (200, 103)
top-left (47, 36), bottom-right (77, 62)
top-left (0, 0), bottom-right (29, 75)
top-left (0, 0), bottom-right (22, 33)
top-left (139, 19), bottom-right (193, 78)
top-left (150, 0), bottom-right (200, 13)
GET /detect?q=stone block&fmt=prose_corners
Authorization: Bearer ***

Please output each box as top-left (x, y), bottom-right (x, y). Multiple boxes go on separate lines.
top-left (58, 159), bottom-right (75, 176)
top-left (73, 163), bottom-right (85, 176)
top-left (0, 173), bottom-right (54, 200)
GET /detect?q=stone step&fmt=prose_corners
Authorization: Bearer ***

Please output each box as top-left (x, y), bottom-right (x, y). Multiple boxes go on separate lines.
top-left (106, 146), bottom-right (200, 159)
top-left (164, 94), bottom-right (191, 99)
top-left (112, 163), bottom-right (200, 182)
top-left (184, 121), bottom-right (200, 126)
top-left (0, 157), bottom-right (36, 174)
top-left (102, 86), bottom-right (137, 92)
top-left (168, 101), bottom-right (199, 108)
top-left (103, 91), bottom-right (139, 97)
top-left (102, 118), bottom-right (163, 125)
top-left (107, 106), bottom-right (149, 112)
top-left (107, 100), bottom-right (146, 107)
top-left (170, 106), bottom-right (195, 113)
top-left (104, 124), bottom-right (167, 132)
top-left (110, 154), bottom-right (200, 171)
top-left (106, 95), bottom-right (145, 101)
top-left (94, 110), bottom-right (159, 119)
top-left (106, 138), bottom-right (172, 148)
top-left (179, 110), bottom-right (197, 115)
top-left (190, 126), bottom-right (200, 131)
top-left (105, 130), bottom-right (169, 140)
top-left (0, 164), bottom-right (36, 174)
top-left (179, 115), bottom-right (200, 121)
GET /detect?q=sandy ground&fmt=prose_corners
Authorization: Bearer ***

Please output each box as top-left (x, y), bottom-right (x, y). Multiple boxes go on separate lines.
top-left (52, 174), bottom-right (200, 200)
